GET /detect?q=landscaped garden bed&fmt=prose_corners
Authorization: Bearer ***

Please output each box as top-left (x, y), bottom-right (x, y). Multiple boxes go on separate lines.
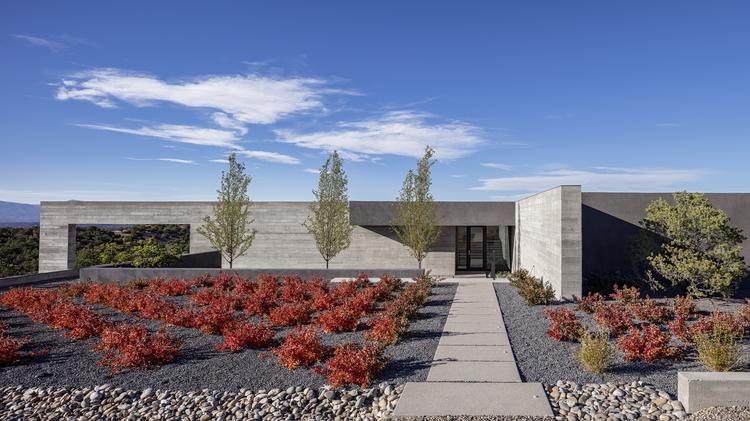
top-left (496, 281), bottom-right (749, 397)
top-left (0, 273), bottom-right (455, 393)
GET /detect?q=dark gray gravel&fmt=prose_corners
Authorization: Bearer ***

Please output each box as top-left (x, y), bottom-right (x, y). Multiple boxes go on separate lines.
top-left (494, 283), bottom-right (748, 397)
top-left (0, 283), bottom-right (455, 391)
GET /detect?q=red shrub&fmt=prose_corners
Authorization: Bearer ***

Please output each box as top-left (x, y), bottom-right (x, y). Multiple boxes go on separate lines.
top-left (231, 278), bottom-right (255, 296)
top-left (631, 299), bottom-right (671, 323)
top-left (311, 290), bottom-right (336, 311)
top-left (673, 295), bottom-right (697, 319)
top-left (315, 304), bottom-right (361, 333)
top-left (50, 301), bottom-right (110, 340)
top-left (243, 276), bottom-right (279, 316)
top-left (1, 287), bottom-right (109, 340)
top-left (273, 326), bottom-right (327, 369)
top-left (192, 304), bottom-right (236, 334)
top-left (315, 342), bottom-right (386, 388)
top-left (575, 292), bottom-right (605, 313)
top-left (58, 281), bottom-right (90, 298)
top-left (211, 272), bottom-right (245, 291)
top-left (374, 275), bottom-right (403, 299)
top-left (190, 289), bottom-right (242, 310)
top-left (0, 322), bottom-right (6, 336)
top-left (216, 321), bottom-right (274, 352)
top-left (307, 277), bottom-right (329, 296)
top-left (268, 303), bottom-right (313, 326)
top-left (609, 285), bottom-right (640, 303)
top-left (0, 334), bottom-right (28, 366)
top-left (668, 316), bottom-right (692, 344)
top-left (280, 276), bottom-right (308, 303)
top-left (330, 281), bottom-right (358, 302)
top-left (162, 308), bottom-right (196, 328)
top-left (617, 324), bottom-right (681, 362)
top-left (691, 310), bottom-right (745, 339)
top-left (738, 299), bottom-right (750, 326)
top-left (95, 323), bottom-right (181, 372)
top-left (543, 308), bottom-right (583, 341)
top-left (365, 314), bottom-right (408, 345)
top-left (593, 303), bottom-right (634, 336)
top-left (145, 277), bottom-right (193, 296)
top-left (347, 289), bottom-right (378, 315)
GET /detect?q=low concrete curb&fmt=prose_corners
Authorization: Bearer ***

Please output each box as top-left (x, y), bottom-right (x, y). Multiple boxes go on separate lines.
top-left (678, 372), bottom-right (750, 413)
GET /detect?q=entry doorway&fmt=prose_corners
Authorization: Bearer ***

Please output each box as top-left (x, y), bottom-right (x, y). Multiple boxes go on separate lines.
top-left (455, 226), bottom-right (485, 271)
top-left (455, 225), bottom-right (513, 273)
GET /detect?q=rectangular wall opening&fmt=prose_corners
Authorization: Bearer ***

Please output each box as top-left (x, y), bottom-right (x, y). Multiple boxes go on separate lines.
top-left (455, 225), bottom-right (512, 273)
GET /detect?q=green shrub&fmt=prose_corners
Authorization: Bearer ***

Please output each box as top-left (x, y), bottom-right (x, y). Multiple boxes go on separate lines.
top-left (576, 330), bottom-right (615, 373)
top-left (694, 319), bottom-right (746, 371)
top-left (509, 269), bottom-right (556, 305)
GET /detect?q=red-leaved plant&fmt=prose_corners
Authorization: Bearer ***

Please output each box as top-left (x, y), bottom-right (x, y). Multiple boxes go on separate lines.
top-left (544, 308), bottom-right (583, 341)
top-left (673, 295), bottom-right (697, 319)
top-left (268, 303), bottom-right (313, 327)
top-left (609, 284), bottom-right (640, 303)
top-left (631, 299), bottom-right (671, 323)
top-left (575, 292), bottom-right (605, 313)
top-left (216, 321), bottom-right (274, 352)
top-left (593, 303), bottom-right (634, 336)
top-left (315, 304), bottom-right (361, 333)
top-left (315, 342), bottom-right (386, 388)
top-left (365, 314), bottom-right (408, 345)
top-left (95, 323), bottom-right (181, 372)
top-left (617, 324), bottom-right (681, 362)
top-left (273, 326), bottom-right (328, 369)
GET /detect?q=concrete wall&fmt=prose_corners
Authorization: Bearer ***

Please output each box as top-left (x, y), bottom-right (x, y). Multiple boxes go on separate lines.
top-left (350, 201), bottom-right (515, 226)
top-left (581, 192), bottom-right (750, 282)
top-left (79, 268), bottom-right (424, 283)
top-left (39, 201), bottom-right (456, 276)
top-left (514, 186), bottom-right (582, 299)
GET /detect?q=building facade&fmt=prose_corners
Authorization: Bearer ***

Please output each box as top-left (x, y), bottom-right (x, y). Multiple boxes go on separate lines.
top-left (38, 186), bottom-right (750, 299)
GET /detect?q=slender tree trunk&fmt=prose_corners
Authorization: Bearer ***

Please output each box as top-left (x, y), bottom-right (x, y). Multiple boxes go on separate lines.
top-left (325, 259), bottom-right (329, 269)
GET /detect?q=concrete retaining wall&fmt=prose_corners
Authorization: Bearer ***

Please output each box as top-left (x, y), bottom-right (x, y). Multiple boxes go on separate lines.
top-left (0, 269), bottom-right (79, 290)
top-left (678, 372), bottom-right (750, 413)
top-left (79, 268), bottom-right (424, 283)
top-left (514, 186), bottom-right (582, 299)
top-left (39, 202), bottom-right (455, 276)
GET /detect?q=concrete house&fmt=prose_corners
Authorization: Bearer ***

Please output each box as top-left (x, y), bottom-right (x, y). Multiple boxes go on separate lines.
top-left (38, 186), bottom-right (750, 299)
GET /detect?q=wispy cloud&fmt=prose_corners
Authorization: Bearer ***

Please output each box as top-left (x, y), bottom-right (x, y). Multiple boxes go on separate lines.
top-left (12, 34), bottom-right (67, 52)
top-left (303, 168), bottom-right (320, 174)
top-left (236, 149), bottom-right (300, 165)
top-left (76, 123), bottom-right (241, 148)
top-left (450, 174), bottom-right (466, 178)
top-left (126, 157), bottom-right (196, 165)
top-left (276, 111), bottom-right (483, 161)
top-left (57, 68), bottom-right (345, 125)
top-left (481, 163), bottom-right (513, 170)
top-left (471, 167), bottom-right (703, 193)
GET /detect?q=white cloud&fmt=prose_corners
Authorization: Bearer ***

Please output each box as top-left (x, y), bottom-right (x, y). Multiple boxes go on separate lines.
top-left (209, 159), bottom-right (230, 164)
top-left (471, 167), bottom-right (702, 192)
top-left (275, 111), bottom-right (483, 161)
top-left (236, 149), bottom-right (300, 165)
top-left (126, 157), bottom-right (196, 165)
top-left (450, 174), bottom-right (466, 178)
top-left (57, 68), bottom-right (335, 125)
top-left (481, 163), bottom-right (513, 170)
top-left (13, 34), bottom-right (67, 52)
top-left (76, 123), bottom-right (241, 148)
top-left (303, 168), bottom-right (320, 174)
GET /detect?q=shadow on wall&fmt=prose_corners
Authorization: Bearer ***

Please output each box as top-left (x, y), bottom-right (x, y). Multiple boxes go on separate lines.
top-left (581, 205), bottom-right (750, 298)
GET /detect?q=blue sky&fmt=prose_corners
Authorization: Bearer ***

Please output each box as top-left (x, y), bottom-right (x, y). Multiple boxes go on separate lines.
top-left (1, 1), bottom-right (749, 204)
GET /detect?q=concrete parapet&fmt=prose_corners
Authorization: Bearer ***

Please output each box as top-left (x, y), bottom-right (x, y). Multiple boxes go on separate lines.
top-left (678, 372), bottom-right (750, 413)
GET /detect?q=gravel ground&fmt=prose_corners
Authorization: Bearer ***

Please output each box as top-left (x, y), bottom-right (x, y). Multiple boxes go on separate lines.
top-left (494, 283), bottom-right (748, 397)
top-left (0, 283), bottom-right (455, 391)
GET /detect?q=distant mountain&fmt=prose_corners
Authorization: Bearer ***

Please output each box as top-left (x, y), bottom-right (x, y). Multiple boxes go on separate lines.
top-left (0, 201), bottom-right (40, 224)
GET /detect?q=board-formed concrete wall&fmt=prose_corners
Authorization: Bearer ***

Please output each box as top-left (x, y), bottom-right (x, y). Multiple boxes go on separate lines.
top-left (513, 186), bottom-right (582, 299)
top-left (39, 201), bottom-right (455, 275)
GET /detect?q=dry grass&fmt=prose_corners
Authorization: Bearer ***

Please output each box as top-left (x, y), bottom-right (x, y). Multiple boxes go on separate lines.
top-left (694, 331), bottom-right (745, 372)
top-left (576, 330), bottom-right (616, 373)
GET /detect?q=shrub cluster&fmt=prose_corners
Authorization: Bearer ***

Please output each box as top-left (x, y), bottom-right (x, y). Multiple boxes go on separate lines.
top-left (543, 308), bottom-right (583, 341)
top-left (574, 292), bottom-right (605, 313)
top-left (216, 321), bottom-right (274, 352)
top-left (617, 324), bottom-right (681, 362)
top-left (1, 288), bottom-right (110, 339)
top-left (0, 322), bottom-right (45, 366)
top-left (95, 323), bottom-right (181, 372)
top-left (593, 303), bottom-right (634, 336)
top-left (315, 342), bottom-right (386, 388)
top-left (272, 326), bottom-right (328, 369)
top-left (509, 269), bottom-right (555, 305)
top-left (609, 284), bottom-right (641, 303)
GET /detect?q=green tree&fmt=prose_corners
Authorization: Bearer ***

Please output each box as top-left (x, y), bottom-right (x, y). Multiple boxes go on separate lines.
top-left (641, 192), bottom-right (747, 297)
top-left (129, 238), bottom-right (180, 268)
top-left (304, 151), bottom-right (353, 269)
top-left (197, 153), bottom-right (256, 268)
top-left (393, 146), bottom-right (441, 269)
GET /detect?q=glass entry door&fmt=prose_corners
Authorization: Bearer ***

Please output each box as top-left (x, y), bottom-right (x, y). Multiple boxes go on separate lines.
top-left (468, 226), bottom-right (485, 270)
top-left (455, 226), bottom-right (485, 271)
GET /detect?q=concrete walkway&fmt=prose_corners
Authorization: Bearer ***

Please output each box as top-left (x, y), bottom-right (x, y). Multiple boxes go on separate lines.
top-left (392, 281), bottom-right (553, 417)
